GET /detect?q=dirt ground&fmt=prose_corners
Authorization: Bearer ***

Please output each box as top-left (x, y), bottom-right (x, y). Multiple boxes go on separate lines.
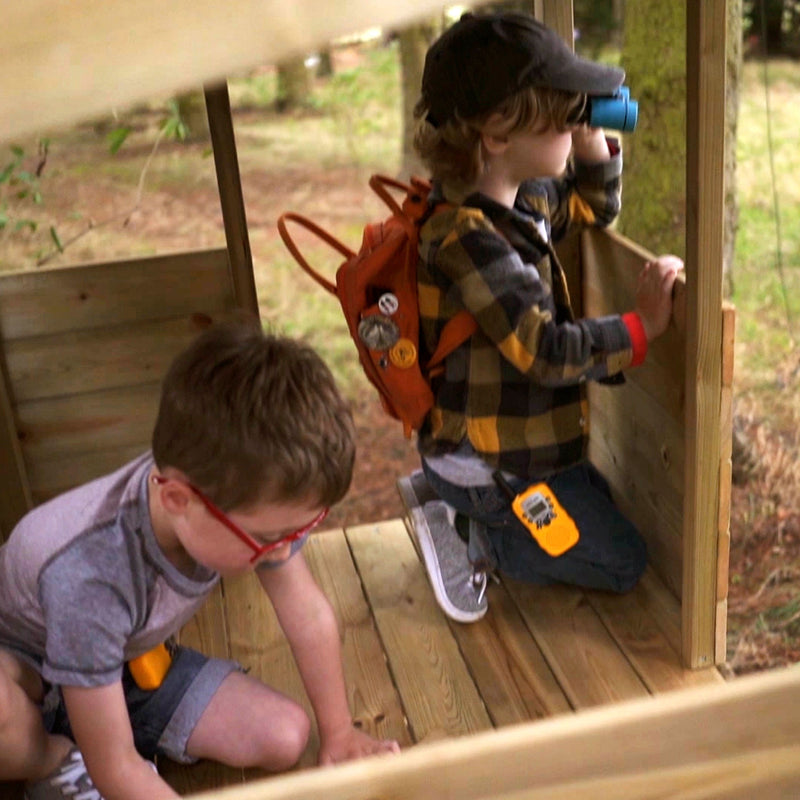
top-left (3, 119), bottom-right (798, 676)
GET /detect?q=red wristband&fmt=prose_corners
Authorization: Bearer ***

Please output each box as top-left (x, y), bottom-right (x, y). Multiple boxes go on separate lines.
top-left (622, 312), bottom-right (648, 367)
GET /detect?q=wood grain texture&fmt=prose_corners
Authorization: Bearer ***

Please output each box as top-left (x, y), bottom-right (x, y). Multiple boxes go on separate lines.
top-left (683, 0), bottom-right (727, 668)
top-left (345, 520), bottom-right (492, 743)
top-left (5, 314), bottom-right (233, 403)
top-left (0, 249), bottom-right (234, 341)
top-left (302, 530), bottom-right (412, 749)
top-left (503, 581), bottom-right (649, 709)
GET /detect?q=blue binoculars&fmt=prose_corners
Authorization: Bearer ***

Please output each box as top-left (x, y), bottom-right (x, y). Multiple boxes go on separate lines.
top-left (583, 85), bottom-right (638, 132)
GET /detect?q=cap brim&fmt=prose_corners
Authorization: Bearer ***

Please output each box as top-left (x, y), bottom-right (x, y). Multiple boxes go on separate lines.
top-left (546, 55), bottom-right (625, 95)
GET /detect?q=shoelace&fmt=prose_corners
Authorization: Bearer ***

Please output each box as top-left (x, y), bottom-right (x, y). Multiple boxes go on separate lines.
top-left (471, 569), bottom-right (488, 605)
top-left (49, 751), bottom-right (102, 800)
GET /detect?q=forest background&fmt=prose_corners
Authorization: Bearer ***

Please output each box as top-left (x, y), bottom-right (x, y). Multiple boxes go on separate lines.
top-left (1, 0), bottom-right (798, 676)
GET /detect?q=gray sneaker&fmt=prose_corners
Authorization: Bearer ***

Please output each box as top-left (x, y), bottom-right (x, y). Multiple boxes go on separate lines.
top-left (397, 471), bottom-right (488, 623)
top-left (25, 748), bottom-right (104, 800)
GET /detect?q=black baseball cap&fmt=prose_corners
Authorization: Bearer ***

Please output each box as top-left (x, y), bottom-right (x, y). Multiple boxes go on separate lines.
top-left (421, 11), bottom-right (625, 126)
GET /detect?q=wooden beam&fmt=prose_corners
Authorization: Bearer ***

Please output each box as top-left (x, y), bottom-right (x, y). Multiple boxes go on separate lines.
top-left (178, 665), bottom-right (800, 799)
top-left (683, 1), bottom-right (727, 667)
top-left (204, 84), bottom-right (259, 316)
top-left (2, 0), bottom-right (453, 144)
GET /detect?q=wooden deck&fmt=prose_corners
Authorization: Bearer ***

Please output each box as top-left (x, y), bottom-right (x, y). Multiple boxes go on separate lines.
top-left (156, 516), bottom-right (724, 796)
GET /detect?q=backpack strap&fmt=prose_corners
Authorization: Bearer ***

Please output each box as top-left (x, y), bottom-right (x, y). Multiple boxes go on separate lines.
top-left (277, 212), bottom-right (355, 296)
top-left (426, 311), bottom-right (478, 378)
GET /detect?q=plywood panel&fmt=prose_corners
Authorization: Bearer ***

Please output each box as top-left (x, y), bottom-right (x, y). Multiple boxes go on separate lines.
top-left (345, 520), bottom-right (492, 743)
top-left (0, 249), bottom-right (234, 340)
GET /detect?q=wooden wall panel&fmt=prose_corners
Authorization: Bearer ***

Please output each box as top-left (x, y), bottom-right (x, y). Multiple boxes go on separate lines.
top-left (0, 249), bottom-right (233, 340)
top-left (581, 228), bottom-right (686, 601)
top-left (0, 249), bottom-right (241, 510)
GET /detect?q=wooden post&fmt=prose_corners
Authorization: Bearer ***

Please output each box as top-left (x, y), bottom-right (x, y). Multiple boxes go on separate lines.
top-left (683, 2), bottom-right (727, 667)
top-left (537, 0), bottom-right (574, 47)
top-left (204, 83), bottom-right (260, 315)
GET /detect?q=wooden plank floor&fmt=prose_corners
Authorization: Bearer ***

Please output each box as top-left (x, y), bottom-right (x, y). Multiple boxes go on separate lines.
top-left (154, 517), bottom-right (725, 796)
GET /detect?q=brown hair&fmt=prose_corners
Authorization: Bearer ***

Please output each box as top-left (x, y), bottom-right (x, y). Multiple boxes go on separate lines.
top-left (413, 85), bottom-right (585, 192)
top-left (152, 318), bottom-right (355, 511)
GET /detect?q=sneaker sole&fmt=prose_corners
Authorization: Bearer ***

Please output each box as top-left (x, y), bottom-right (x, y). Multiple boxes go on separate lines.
top-left (398, 474), bottom-right (487, 624)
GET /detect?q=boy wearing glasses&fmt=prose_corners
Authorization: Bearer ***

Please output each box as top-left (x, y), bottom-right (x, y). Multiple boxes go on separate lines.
top-left (404, 11), bottom-right (682, 622)
top-left (0, 319), bottom-right (399, 800)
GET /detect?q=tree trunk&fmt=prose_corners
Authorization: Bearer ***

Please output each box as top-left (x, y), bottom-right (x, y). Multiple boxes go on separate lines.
top-left (617, 2), bottom-right (685, 258)
top-left (397, 23), bottom-right (435, 179)
top-left (276, 56), bottom-right (311, 112)
top-left (317, 49), bottom-right (334, 78)
top-left (723, 0), bottom-right (743, 299)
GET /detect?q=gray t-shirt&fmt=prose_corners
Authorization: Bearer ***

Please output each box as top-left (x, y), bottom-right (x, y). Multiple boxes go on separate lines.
top-left (0, 453), bottom-right (219, 687)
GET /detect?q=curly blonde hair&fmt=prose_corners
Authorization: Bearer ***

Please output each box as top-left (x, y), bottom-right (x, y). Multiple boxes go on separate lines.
top-left (413, 85), bottom-right (585, 193)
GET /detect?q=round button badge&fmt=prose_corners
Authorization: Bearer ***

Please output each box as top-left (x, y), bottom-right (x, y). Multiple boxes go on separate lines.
top-left (389, 338), bottom-right (417, 368)
top-left (378, 292), bottom-right (399, 316)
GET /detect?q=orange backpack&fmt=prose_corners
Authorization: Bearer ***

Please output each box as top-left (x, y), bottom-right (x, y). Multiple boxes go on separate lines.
top-left (277, 174), bottom-right (477, 438)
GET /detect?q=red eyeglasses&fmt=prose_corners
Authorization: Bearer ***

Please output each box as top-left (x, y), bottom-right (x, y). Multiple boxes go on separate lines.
top-left (152, 475), bottom-right (329, 563)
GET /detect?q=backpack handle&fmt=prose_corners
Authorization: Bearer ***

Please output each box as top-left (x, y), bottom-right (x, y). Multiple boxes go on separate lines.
top-left (369, 174), bottom-right (431, 229)
top-left (277, 212), bottom-right (355, 295)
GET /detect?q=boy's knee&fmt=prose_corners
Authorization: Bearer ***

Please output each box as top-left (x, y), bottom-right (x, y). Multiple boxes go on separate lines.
top-left (257, 704), bottom-right (311, 771)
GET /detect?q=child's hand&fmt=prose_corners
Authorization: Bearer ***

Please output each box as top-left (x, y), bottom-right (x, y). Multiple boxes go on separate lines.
top-left (571, 125), bottom-right (611, 163)
top-left (634, 255), bottom-right (683, 341)
top-left (318, 724), bottom-right (400, 766)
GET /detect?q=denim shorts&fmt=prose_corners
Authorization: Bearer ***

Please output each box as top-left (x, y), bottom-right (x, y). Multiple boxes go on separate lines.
top-left (422, 459), bottom-right (647, 594)
top-left (42, 643), bottom-right (241, 764)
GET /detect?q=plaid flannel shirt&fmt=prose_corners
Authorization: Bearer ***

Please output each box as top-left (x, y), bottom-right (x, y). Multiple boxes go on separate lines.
top-left (417, 145), bottom-right (637, 480)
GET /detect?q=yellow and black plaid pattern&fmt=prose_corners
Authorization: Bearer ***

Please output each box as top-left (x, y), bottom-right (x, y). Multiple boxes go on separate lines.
top-left (417, 150), bottom-right (632, 479)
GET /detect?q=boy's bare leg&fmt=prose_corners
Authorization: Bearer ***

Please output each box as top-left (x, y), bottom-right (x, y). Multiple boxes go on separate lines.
top-left (0, 650), bottom-right (73, 782)
top-left (185, 670), bottom-right (310, 772)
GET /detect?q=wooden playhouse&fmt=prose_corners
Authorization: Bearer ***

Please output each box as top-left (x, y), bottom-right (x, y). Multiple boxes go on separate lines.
top-left (1, 1), bottom-right (799, 798)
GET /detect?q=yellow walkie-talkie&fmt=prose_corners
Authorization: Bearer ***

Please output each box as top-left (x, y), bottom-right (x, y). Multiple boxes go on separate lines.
top-left (493, 472), bottom-right (580, 557)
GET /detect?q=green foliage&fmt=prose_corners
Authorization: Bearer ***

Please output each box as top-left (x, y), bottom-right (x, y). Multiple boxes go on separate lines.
top-left (160, 99), bottom-right (190, 141)
top-left (0, 140), bottom-right (51, 239)
top-left (733, 58), bottom-right (800, 427)
top-left (106, 126), bottom-right (132, 154)
top-left (573, 0), bottom-right (620, 57)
